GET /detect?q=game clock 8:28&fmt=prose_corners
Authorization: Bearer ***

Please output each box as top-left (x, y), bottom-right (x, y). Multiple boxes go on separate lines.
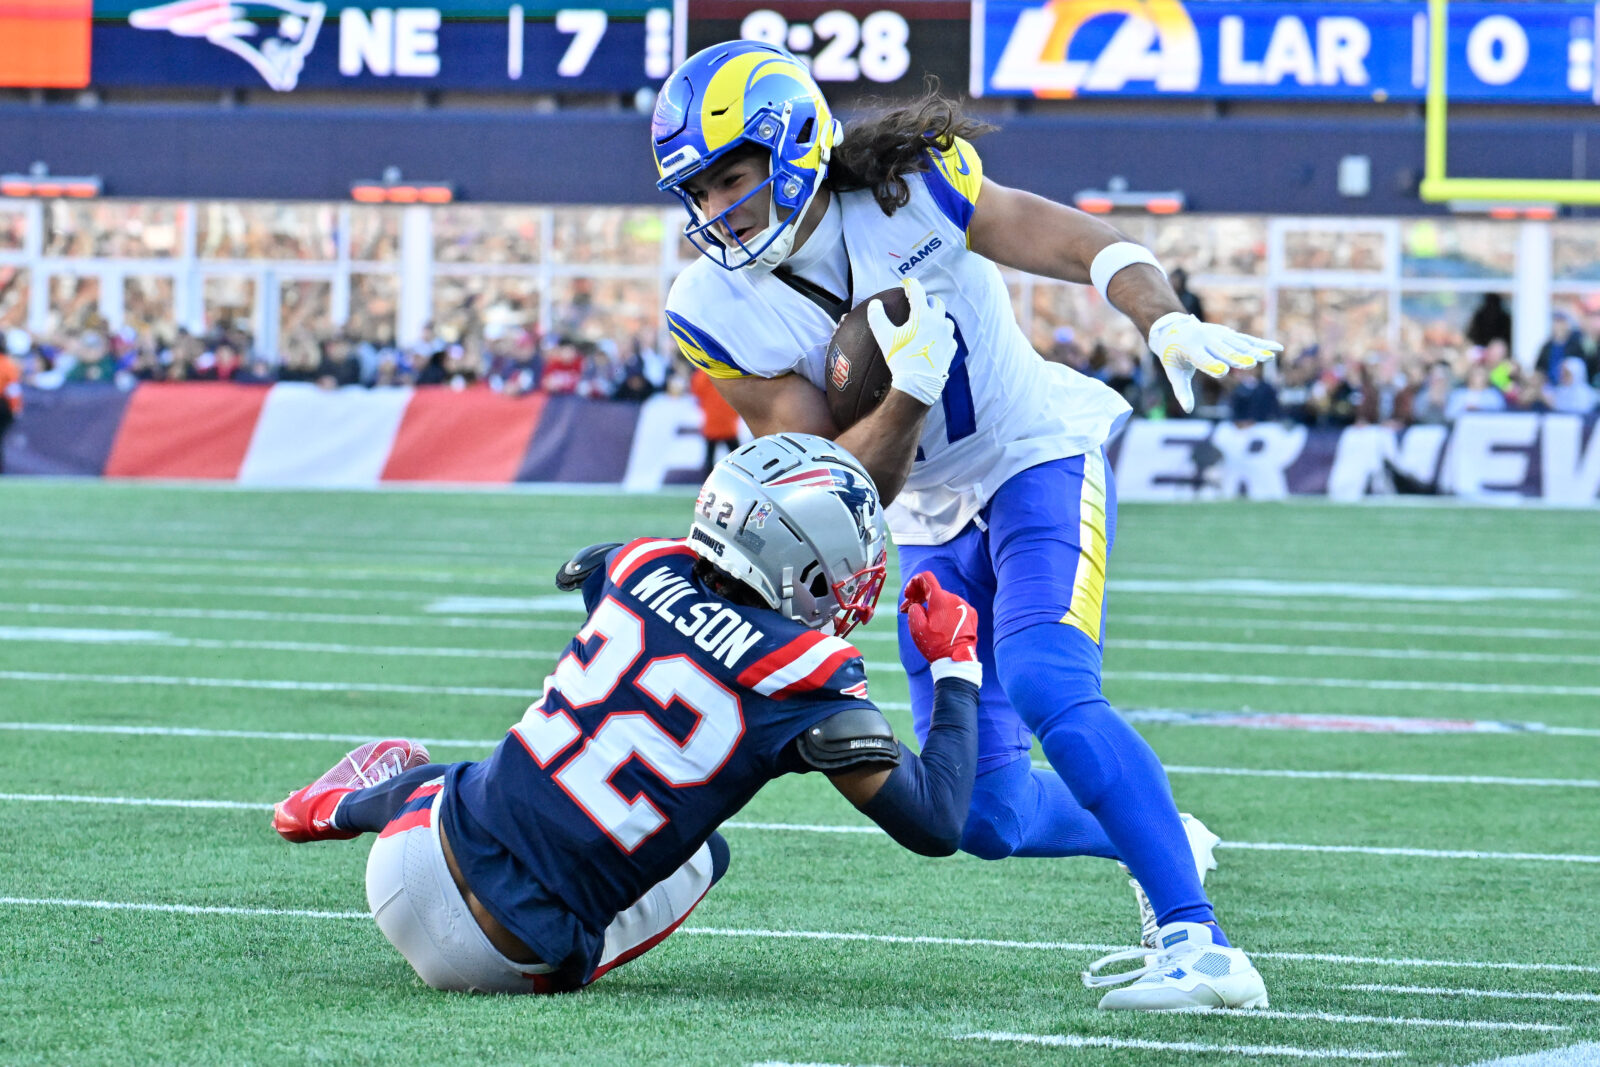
top-left (738, 8), bottom-right (910, 82)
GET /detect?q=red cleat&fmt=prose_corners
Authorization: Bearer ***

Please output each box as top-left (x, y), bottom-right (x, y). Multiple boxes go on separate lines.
top-left (272, 739), bottom-right (431, 843)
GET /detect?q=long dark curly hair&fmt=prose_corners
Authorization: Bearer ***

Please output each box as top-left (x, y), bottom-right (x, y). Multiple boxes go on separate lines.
top-left (826, 80), bottom-right (998, 216)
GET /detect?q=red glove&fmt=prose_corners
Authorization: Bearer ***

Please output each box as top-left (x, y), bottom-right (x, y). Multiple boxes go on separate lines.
top-left (900, 573), bottom-right (980, 683)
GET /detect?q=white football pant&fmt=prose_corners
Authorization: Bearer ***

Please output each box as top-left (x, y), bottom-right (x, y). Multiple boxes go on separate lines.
top-left (365, 791), bottom-right (717, 994)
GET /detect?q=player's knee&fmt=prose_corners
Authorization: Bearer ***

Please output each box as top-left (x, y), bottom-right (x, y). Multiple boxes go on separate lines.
top-left (958, 778), bottom-right (1026, 861)
top-left (994, 624), bottom-right (1107, 730)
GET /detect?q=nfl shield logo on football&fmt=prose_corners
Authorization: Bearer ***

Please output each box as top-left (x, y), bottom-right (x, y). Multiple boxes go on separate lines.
top-left (829, 349), bottom-right (851, 391)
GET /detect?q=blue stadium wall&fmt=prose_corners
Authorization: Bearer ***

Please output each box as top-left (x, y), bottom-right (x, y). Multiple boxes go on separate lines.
top-left (1, 106), bottom-right (1595, 215)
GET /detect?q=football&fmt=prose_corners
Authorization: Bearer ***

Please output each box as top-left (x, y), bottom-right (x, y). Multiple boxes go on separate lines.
top-left (824, 286), bottom-right (909, 431)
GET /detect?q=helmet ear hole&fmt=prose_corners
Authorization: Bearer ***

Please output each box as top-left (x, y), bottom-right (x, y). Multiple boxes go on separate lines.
top-left (810, 572), bottom-right (829, 598)
top-left (796, 117), bottom-right (815, 144)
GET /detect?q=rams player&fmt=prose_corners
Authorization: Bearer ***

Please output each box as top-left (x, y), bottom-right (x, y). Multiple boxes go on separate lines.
top-left (653, 42), bottom-right (1275, 1010)
top-left (273, 435), bottom-right (984, 993)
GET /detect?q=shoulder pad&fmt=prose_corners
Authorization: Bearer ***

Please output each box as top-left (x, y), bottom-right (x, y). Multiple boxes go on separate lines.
top-left (555, 542), bottom-right (623, 591)
top-left (796, 706), bottom-right (900, 773)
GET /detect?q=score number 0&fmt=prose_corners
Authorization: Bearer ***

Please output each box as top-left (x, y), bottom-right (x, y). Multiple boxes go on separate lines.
top-left (740, 9), bottom-right (911, 83)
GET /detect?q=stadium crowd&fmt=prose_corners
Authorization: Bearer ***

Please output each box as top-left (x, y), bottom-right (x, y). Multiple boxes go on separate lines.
top-left (4, 290), bottom-right (1598, 427)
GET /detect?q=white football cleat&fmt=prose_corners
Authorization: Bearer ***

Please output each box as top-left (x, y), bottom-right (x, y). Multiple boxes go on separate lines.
top-left (1127, 813), bottom-right (1222, 949)
top-left (1085, 921), bottom-right (1268, 1011)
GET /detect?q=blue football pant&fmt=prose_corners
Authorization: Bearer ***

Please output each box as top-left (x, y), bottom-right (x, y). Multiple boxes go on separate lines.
top-left (897, 454), bottom-right (1217, 931)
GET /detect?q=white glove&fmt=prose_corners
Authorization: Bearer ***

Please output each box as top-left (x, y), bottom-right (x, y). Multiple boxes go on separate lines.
top-left (1147, 312), bottom-right (1283, 414)
top-left (867, 277), bottom-right (958, 407)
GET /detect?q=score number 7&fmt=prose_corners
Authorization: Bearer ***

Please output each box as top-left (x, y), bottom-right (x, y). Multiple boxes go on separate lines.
top-left (555, 9), bottom-right (608, 77)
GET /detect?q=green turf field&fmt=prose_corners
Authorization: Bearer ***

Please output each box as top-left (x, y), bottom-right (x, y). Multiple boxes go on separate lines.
top-left (1, 480), bottom-right (1596, 1066)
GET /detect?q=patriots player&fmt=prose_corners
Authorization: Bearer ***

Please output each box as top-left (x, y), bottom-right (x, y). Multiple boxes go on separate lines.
top-left (272, 435), bottom-right (984, 994)
top-left (652, 42), bottom-right (1275, 1009)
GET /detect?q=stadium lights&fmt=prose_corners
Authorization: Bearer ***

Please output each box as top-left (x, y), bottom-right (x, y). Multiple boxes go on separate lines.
top-left (1073, 177), bottom-right (1184, 215)
top-left (0, 162), bottom-right (101, 199)
top-left (350, 167), bottom-right (453, 204)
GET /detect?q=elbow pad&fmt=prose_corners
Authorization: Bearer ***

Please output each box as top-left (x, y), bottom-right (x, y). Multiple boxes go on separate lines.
top-left (796, 706), bottom-right (900, 773)
top-left (555, 542), bottom-right (623, 591)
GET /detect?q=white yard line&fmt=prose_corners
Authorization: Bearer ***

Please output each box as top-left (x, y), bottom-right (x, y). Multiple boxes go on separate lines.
top-left (1112, 614), bottom-right (1600, 643)
top-left (14, 666), bottom-right (1600, 702)
top-left (0, 670), bottom-right (543, 699)
top-left (8, 621), bottom-right (1600, 670)
top-left (1103, 671), bottom-right (1600, 698)
top-left (0, 629), bottom-right (552, 660)
top-left (0, 792), bottom-right (271, 811)
top-left (0, 556), bottom-right (539, 587)
top-left (16, 578), bottom-right (438, 603)
top-left (956, 1031), bottom-right (1403, 1060)
top-left (1108, 640), bottom-right (1600, 668)
top-left (7, 721), bottom-right (1597, 787)
top-left (5, 793), bottom-right (1597, 863)
top-left (1119, 708), bottom-right (1600, 739)
top-left (0, 721), bottom-right (497, 748)
top-left (1170, 1008), bottom-right (1565, 1032)
top-left (1105, 579), bottom-right (1573, 602)
top-left (1159, 766), bottom-right (1600, 789)
top-left (0, 897), bottom-right (1594, 974)
top-left (1343, 984), bottom-right (1600, 1004)
top-left (0, 601), bottom-right (579, 633)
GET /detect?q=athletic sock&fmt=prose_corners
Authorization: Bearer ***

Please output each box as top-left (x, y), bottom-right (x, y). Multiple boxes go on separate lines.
top-left (332, 763), bottom-right (458, 833)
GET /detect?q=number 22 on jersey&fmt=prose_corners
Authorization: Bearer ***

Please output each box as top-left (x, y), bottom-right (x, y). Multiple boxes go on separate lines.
top-left (512, 597), bottom-right (747, 852)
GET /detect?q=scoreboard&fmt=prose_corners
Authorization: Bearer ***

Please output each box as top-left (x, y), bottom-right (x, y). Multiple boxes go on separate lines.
top-left (3, 0), bottom-right (1598, 103)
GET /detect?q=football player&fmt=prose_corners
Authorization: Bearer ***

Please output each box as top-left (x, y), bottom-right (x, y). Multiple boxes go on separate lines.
top-left (272, 434), bottom-right (983, 994)
top-left (651, 42), bottom-right (1273, 1010)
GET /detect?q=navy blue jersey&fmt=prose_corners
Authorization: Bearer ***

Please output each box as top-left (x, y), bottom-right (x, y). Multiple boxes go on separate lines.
top-left (441, 537), bottom-right (876, 976)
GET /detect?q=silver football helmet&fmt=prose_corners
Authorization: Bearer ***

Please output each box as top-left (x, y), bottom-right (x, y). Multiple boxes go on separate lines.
top-left (689, 434), bottom-right (887, 637)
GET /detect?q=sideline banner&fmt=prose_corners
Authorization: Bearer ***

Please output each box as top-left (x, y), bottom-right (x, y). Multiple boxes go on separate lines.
top-left (5, 384), bottom-right (1597, 502)
top-left (1109, 414), bottom-right (1600, 503)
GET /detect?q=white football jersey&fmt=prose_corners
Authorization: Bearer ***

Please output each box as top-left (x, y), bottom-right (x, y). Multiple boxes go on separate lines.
top-left (666, 137), bottom-right (1131, 545)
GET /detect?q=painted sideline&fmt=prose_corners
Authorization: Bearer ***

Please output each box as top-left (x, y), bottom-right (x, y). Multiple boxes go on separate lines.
top-left (957, 1031), bottom-right (1402, 1061)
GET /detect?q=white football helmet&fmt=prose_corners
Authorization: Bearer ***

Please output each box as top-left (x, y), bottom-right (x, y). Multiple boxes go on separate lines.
top-left (689, 434), bottom-right (887, 637)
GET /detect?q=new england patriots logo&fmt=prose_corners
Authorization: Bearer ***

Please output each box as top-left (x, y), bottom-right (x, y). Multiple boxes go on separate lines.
top-left (770, 466), bottom-right (878, 541)
top-left (129, 0), bottom-right (326, 92)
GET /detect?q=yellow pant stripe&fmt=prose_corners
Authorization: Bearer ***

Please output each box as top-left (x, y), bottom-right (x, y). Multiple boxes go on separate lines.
top-left (1061, 450), bottom-right (1109, 644)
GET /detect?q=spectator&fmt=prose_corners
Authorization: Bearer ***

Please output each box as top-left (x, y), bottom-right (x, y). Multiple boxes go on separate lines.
top-left (690, 368), bottom-right (741, 475)
top-left (1228, 364), bottom-right (1280, 425)
top-left (1574, 310), bottom-right (1600, 381)
top-left (1400, 362), bottom-right (1453, 425)
top-left (1465, 293), bottom-right (1512, 348)
top-left (1537, 313), bottom-right (1583, 383)
top-left (1444, 363), bottom-right (1507, 420)
top-left (1169, 268), bottom-right (1206, 321)
top-left (316, 336), bottom-right (363, 388)
top-left (0, 334), bottom-right (22, 473)
top-left (539, 338), bottom-right (585, 395)
top-left (1544, 356), bottom-right (1598, 415)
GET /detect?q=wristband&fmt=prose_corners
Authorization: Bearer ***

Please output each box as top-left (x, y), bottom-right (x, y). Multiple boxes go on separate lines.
top-left (930, 657), bottom-right (982, 686)
top-left (1089, 242), bottom-right (1165, 302)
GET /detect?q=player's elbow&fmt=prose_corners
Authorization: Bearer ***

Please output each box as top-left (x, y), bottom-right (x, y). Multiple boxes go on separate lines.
top-left (904, 810), bottom-right (965, 857)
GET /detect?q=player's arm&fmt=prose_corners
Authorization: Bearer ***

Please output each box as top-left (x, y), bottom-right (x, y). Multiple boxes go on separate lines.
top-left (713, 372), bottom-right (930, 505)
top-left (965, 176), bottom-right (1281, 412)
top-left (818, 574), bottom-right (981, 857)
